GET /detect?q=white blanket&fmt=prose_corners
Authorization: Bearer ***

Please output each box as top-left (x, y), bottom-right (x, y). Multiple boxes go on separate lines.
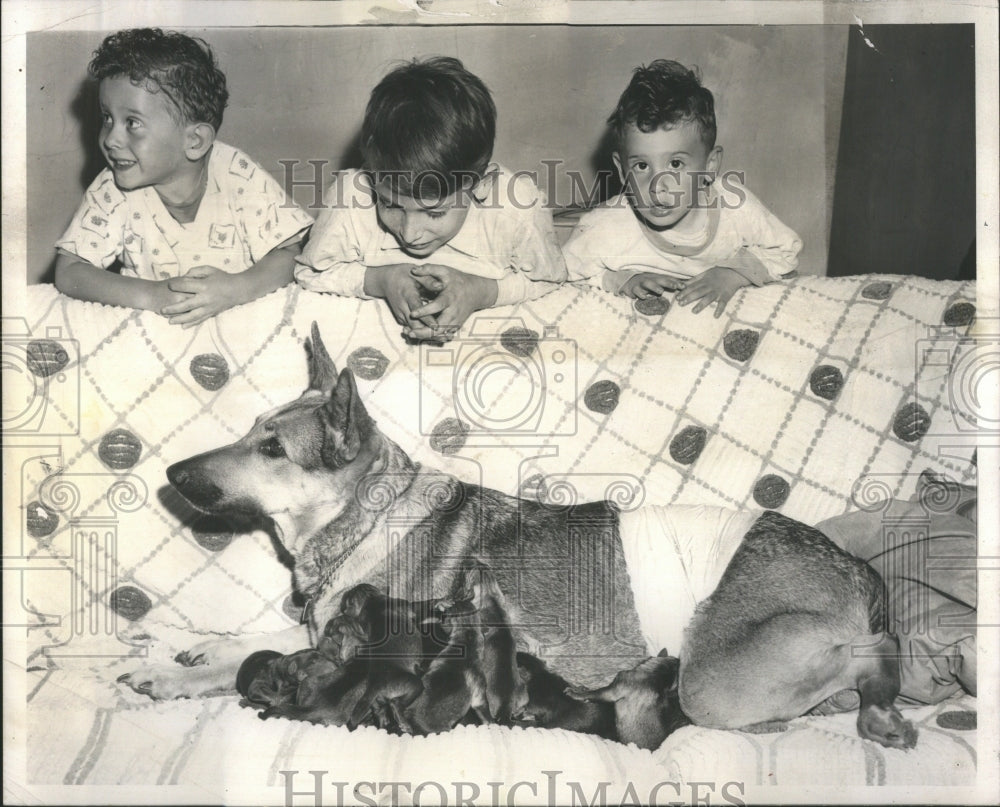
top-left (10, 274), bottom-right (979, 796)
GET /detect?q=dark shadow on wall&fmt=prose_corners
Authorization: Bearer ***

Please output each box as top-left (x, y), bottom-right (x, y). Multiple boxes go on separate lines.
top-left (72, 77), bottom-right (108, 191)
top-left (35, 77), bottom-right (108, 284)
top-left (828, 24), bottom-right (975, 279)
top-left (588, 127), bottom-right (622, 206)
top-left (339, 131), bottom-right (364, 174)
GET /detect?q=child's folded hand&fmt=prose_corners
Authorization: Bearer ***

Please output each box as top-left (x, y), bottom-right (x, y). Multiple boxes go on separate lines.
top-left (149, 280), bottom-right (194, 317)
top-left (621, 272), bottom-right (685, 300)
top-left (163, 265), bottom-right (244, 328)
top-left (368, 265), bottom-right (439, 334)
top-left (407, 265), bottom-right (498, 342)
top-left (675, 266), bottom-right (750, 318)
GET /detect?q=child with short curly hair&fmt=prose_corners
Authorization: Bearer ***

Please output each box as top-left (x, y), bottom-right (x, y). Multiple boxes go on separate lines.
top-left (564, 60), bottom-right (801, 317)
top-left (54, 28), bottom-right (313, 326)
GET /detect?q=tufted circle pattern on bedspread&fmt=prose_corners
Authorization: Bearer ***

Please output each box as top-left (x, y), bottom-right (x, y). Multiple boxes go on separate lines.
top-left (18, 277), bottom-right (978, 739)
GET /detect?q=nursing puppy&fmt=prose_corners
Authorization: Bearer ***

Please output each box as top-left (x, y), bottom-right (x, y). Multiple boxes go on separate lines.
top-left (514, 652), bottom-right (616, 740)
top-left (119, 324), bottom-right (916, 749)
top-left (567, 650), bottom-right (689, 749)
top-left (237, 648), bottom-right (371, 727)
top-left (399, 598), bottom-right (491, 735)
top-left (464, 563), bottom-right (528, 724)
top-left (336, 584), bottom-right (426, 729)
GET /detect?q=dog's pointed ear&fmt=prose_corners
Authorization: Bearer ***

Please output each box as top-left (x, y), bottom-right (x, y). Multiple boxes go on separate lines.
top-left (320, 368), bottom-right (372, 467)
top-left (663, 655), bottom-right (680, 689)
top-left (305, 322), bottom-right (338, 393)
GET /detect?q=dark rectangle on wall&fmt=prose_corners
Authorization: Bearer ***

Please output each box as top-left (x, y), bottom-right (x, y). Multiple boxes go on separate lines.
top-left (828, 24), bottom-right (975, 279)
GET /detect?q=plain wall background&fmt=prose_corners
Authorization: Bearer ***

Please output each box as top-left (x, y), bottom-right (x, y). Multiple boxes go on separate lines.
top-left (26, 25), bottom-right (847, 284)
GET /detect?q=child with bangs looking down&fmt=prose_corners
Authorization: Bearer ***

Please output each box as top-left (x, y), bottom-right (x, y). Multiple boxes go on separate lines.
top-left (295, 56), bottom-right (567, 342)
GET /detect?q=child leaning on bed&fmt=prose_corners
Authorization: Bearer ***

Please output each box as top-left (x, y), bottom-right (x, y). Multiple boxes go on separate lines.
top-left (54, 29), bottom-right (313, 327)
top-left (294, 57), bottom-right (567, 342)
top-left (563, 60), bottom-right (802, 317)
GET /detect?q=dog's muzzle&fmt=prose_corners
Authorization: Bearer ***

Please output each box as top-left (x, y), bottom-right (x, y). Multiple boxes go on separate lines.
top-left (167, 462), bottom-right (226, 510)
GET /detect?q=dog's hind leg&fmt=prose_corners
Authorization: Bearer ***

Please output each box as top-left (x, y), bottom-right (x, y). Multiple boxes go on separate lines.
top-left (682, 612), bottom-right (917, 748)
top-left (854, 633), bottom-right (918, 749)
top-left (681, 612), bottom-right (875, 728)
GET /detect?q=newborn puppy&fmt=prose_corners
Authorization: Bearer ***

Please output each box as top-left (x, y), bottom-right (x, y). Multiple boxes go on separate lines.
top-left (401, 598), bottom-right (491, 735)
top-left (566, 651), bottom-right (689, 749)
top-left (258, 660), bottom-right (371, 726)
top-left (237, 649), bottom-right (290, 708)
top-left (467, 564), bottom-right (527, 723)
top-left (237, 648), bottom-right (340, 708)
top-left (514, 652), bottom-right (616, 740)
top-left (237, 647), bottom-right (371, 727)
top-left (337, 584), bottom-right (426, 729)
top-left (318, 613), bottom-right (368, 665)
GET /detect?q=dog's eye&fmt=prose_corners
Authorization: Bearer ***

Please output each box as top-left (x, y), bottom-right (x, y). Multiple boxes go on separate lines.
top-left (259, 437), bottom-right (286, 458)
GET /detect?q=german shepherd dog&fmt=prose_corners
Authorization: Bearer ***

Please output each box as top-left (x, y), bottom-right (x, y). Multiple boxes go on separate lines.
top-left (118, 324), bottom-right (916, 748)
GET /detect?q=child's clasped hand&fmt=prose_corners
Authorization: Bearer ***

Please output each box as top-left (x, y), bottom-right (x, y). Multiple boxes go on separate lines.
top-left (162, 265), bottom-right (247, 328)
top-left (621, 272), bottom-right (685, 300)
top-left (675, 266), bottom-right (750, 318)
top-left (405, 265), bottom-right (498, 342)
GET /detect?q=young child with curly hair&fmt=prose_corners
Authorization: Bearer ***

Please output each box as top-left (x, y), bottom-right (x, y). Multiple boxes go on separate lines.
top-left (564, 60), bottom-right (801, 317)
top-left (54, 28), bottom-right (313, 326)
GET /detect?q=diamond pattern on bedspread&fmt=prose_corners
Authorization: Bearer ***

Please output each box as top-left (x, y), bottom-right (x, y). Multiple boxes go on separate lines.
top-left (13, 275), bottom-right (977, 661)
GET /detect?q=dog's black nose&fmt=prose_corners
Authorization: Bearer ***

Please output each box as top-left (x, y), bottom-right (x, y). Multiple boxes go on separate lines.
top-left (166, 464), bottom-right (189, 488)
top-left (167, 461), bottom-right (223, 508)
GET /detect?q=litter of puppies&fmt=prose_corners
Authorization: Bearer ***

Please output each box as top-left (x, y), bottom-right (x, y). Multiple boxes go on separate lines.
top-left (237, 566), bottom-right (684, 748)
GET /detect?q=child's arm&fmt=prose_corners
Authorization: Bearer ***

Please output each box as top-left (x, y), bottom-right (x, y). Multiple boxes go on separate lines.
top-left (295, 209), bottom-right (435, 333)
top-left (54, 173), bottom-right (189, 312)
top-left (293, 172), bottom-right (434, 333)
top-left (715, 190), bottom-right (802, 284)
top-left (561, 212), bottom-right (607, 286)
top-left (406, 266), bottom-right (567, 342)
top-left (677, 191), bottom-right (802, 317)
top-left (161, 237), bottom-right (304, 328)
top-left (53, 250), bottom-right (188, 312)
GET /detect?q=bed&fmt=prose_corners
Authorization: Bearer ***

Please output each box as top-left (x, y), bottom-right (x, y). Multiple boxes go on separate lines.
top-left (11, 273), bottom-right (980, 801)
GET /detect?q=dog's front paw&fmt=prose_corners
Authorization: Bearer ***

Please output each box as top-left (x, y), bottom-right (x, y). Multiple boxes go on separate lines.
top-left (858, 704), bottom-right (919, 749)
top-left (117, 664), bottom-right (195, 699)
top-left (117, 661), bottom-right (235, 700)
top-left (173, 635), bottom-right (228, 667)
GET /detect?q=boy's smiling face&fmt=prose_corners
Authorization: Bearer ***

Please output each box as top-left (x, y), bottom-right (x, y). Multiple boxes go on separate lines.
top-left (98, 75), bottom-right (207, 201)
top-left (614, 120), bottom-right (722, 233)
top-left (373, 180), bottom-right (471, 258)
